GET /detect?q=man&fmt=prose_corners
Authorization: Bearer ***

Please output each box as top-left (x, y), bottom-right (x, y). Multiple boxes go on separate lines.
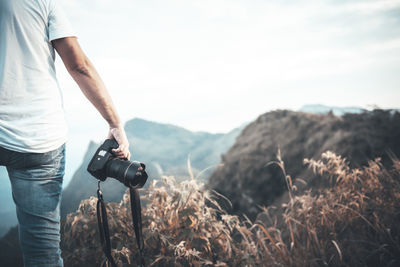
top-left (0, 0), bottom-right (133, 266)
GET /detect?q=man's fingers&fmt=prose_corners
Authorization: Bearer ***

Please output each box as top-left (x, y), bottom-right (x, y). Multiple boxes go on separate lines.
top-left (112, 147), bottom-right (123, 153)
top-left (112, 146), bottom-right (130, 159)
top-left (112, 149), bottom-right (127, 155)
top-left (112, 145), bottom-right (127, 153)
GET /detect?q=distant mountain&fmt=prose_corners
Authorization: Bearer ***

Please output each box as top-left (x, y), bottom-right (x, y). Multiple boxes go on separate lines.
top-left (60, 118), bottom-right (245, 217)
top-left (0, 167), bottom-right (17, 238)
top-left (299, 104), bottom-right (365, 116)
top-left (208, 109), bottom-right (400, 218)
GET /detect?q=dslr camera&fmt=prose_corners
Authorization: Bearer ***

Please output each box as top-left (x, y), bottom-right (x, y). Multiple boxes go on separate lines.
top-left (87, 139), bottom-right (148, 188)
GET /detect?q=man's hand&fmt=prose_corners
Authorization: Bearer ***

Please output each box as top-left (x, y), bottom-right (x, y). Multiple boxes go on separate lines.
top-left (108, 126), bottom-right (131, 159)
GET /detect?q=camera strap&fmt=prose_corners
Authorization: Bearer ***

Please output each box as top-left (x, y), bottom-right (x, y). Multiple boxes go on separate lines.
top-left (129, 186), bottom-right (145, 267)
top-left (96, 184), bottom-right (118, 267)
top-left (96, 182), bottom-right (145, 267)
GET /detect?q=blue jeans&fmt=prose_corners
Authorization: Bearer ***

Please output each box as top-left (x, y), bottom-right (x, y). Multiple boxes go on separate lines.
top-left (0, 144), bottom-right (65, 267)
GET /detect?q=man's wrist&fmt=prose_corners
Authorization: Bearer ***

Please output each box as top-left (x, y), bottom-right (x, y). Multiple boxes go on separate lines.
top-left (108, 121), bottom-right (123, 129)
top-left (109, 125), bottom-right (122, 129)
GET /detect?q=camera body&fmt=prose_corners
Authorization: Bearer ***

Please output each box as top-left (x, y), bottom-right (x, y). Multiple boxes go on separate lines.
top-left (87, 139), bottom-right (118, 181)
top-left (87, 139), bottom-right (148, 188)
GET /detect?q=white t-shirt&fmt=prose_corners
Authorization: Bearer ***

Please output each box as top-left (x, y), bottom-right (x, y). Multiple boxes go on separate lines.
top-left (0, 0), bottom-right (75, 153)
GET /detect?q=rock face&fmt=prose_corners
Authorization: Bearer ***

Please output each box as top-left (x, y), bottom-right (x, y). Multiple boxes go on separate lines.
top-left (208, 109), bottom-right (400, 218)
top-left (61, 118), bottom-right (244, 217)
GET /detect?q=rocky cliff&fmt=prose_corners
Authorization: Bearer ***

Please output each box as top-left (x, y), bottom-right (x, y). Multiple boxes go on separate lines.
top-left (207, 109), bottom-right (400, 218)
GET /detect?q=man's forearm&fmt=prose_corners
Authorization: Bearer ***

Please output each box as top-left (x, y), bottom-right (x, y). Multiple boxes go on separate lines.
top-left (53, 37), bottom-right (130, 158)
top-left (69, 58), bottom-right (121, 128)
top-left (52, 37), bottom-right (121, 128)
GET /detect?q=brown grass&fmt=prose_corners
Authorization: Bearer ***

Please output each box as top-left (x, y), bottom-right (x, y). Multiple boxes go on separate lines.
top-left (62, 152), bottom-right (400, 266)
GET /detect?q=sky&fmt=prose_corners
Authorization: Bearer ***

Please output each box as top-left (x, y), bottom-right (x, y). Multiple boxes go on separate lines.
top-left (56, 0), bottom-right (400, 184)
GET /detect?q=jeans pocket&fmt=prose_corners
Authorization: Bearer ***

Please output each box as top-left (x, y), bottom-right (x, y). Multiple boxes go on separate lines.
top-left (23, 144), bottom-right (66, 171)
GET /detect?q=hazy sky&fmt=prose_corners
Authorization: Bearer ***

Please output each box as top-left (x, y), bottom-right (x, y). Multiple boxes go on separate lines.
top-left (57, 0), bottom-right (400, 184)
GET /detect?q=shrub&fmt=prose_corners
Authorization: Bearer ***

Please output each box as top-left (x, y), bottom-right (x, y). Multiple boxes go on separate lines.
top-left (62, 152), bottom-right (400, 266)
top-left (62, 176), bottom-right (264, 266)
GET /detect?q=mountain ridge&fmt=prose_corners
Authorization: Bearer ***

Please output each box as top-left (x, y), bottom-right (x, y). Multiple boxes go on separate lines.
top-left (60, 117), bottom-right (245, 217)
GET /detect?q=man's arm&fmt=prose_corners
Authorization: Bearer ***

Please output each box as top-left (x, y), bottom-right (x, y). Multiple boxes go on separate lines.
top-left (52, 37), bottom-right (130, 159)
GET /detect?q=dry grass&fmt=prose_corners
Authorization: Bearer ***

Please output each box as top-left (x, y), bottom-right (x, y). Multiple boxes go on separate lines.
top-left (62, 152), bottom-right (400, 266)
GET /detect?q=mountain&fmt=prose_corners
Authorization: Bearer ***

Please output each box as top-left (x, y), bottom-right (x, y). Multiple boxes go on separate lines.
top-left (207, 109), bottom-right (400, 218)
top-left (0, 167), bottom-right (17, 237)
top-left (299, 104), bottom-right (365, 116)
top-left (60, 118), bottom-right (245, 217)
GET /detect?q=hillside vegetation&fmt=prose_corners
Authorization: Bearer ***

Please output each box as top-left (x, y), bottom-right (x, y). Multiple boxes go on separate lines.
top-left (62, 152), bottom-right (400, 267)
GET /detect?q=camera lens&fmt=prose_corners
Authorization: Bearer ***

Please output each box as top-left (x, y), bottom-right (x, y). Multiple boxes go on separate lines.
top-left (105, 158), bottom-right (146, 187)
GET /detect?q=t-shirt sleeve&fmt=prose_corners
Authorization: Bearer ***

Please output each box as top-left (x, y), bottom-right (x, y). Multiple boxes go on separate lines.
top-left (48, 0), bottom-right (76, 41)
